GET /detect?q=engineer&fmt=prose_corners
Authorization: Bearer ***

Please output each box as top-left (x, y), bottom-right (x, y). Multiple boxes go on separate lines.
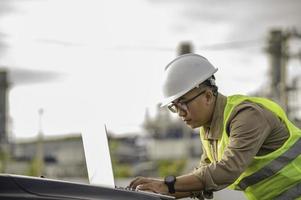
top-left (129, 53), bottom-right (301, 200)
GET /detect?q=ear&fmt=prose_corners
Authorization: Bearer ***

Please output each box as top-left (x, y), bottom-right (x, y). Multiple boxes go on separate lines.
top-left (205, 90), bottom-right (214, 105)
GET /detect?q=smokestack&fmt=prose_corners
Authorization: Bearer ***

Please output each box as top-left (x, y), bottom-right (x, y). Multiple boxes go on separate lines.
top-left (177, 41), bottom-right (194, 55)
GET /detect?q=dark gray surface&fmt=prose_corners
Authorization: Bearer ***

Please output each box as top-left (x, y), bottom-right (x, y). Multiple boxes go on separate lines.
top-left (0, 174), bottom-right (174, 200)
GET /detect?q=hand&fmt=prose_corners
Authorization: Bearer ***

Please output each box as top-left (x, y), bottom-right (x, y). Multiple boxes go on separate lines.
top-left (128, 176), bottom-right (169, 194)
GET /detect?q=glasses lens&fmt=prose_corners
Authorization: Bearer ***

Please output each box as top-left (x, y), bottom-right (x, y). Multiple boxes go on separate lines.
top-left (168, 102), bottom-right (188, 113)
top-left (168, 104), bottom-right (177, 113)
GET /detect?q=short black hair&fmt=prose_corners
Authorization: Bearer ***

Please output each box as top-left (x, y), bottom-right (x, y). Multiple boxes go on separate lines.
top-left (200, 75), bottom-right (218, 96)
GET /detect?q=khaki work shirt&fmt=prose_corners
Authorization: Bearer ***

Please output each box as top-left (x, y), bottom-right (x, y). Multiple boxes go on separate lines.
top-left (192, 93), bottom-right (289, 191)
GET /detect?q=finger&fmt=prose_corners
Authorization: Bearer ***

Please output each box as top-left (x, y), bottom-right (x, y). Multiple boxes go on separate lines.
top-left (139, 181), bottom-right (168, 195)
top-left (132, 177), bottom-right (150, 189)
top-left (129, 176), bottom-right (147, 189)
top-left (128, 176), bottom-right (142, 188)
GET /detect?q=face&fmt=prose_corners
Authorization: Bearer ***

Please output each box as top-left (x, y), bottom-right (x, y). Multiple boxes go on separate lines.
top-left (169, 87), bottom-right (216, 128)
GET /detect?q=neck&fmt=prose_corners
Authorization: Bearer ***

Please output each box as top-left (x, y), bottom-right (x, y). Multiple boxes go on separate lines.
top-left (204, 94), bottom-right (217, 128)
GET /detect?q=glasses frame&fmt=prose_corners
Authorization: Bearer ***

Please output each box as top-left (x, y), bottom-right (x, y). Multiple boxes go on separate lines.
top-left (168, 89), bottom-right (206, 113)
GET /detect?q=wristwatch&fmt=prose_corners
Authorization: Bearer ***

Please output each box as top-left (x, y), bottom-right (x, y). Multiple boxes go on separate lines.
top-left (164, 175), bottom-right (176, 194)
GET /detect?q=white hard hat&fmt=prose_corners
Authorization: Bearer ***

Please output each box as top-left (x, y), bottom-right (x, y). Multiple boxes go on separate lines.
top-left (160, 53), bottom-right (218, 107)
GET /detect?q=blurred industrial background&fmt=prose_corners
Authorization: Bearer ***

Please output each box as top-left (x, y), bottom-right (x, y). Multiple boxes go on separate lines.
top-left (0, 0), bottom-right (301, 199)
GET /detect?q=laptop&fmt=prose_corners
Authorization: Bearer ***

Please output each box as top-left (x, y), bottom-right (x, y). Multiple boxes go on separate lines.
top-left (82, 124), bottom-right (175, 199)
top-left (82, 124), bottom-right (115, 188)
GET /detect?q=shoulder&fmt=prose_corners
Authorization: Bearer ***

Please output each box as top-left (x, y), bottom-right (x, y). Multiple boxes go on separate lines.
top-left (229, 100), bottom-right (267, 120)
top-left (226, 100), bottom-right (273, 135)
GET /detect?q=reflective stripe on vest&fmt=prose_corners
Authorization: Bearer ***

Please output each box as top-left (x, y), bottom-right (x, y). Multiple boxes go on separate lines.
top-left (274, 182), bottom-right (301, 200)
top-left (238, 138), bottom-right (301, 190)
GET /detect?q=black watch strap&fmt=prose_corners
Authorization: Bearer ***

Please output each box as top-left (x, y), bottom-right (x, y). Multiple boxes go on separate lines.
top-left (164, 175), bottom-right (176, 194)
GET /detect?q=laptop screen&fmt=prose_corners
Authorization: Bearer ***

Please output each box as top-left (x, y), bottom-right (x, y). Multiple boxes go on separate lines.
top-left (82, 124), bottom-right (115, 188)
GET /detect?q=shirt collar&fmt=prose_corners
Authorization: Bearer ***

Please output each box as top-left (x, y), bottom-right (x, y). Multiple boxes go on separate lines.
top-left (203, 93), bottom-right (227, 140)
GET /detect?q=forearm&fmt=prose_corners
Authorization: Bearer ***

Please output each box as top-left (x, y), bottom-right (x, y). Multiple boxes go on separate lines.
top-left (128, 174), bottom-right (204, 198)
top-left (174, 173), bottom-right (204, 192)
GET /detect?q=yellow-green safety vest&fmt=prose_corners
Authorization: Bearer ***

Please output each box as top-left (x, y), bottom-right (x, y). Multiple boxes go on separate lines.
top-left (200, 95), bottom-right (301, 200)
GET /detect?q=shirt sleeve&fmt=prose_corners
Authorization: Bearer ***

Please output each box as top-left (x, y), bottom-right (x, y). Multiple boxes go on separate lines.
top-left (192, 103), bottom-right (272, 191)
top-left (191, 145), bottom-right (210, 176)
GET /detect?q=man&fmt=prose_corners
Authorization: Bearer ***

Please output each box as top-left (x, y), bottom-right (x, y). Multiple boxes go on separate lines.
top-left (129, 54), bottom-right (301, 199)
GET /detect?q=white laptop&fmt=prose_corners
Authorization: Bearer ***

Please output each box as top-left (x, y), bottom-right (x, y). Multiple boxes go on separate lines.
top-left (81, 124), bottom-right (175, 199)
top-left (82, 124), bottom-right (115, 188)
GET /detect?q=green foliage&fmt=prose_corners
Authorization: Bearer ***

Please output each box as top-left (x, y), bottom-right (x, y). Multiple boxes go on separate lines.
top-left (0, 149), bottom-right (9, 173)
top-left (157, 159), bottom-right (187, 177)
top-left (113, 164), bottom-right (132, 178)
top-left (109, 140), bottom-right (132, 178)
top-left (27, 157), bottom-right (43, 177)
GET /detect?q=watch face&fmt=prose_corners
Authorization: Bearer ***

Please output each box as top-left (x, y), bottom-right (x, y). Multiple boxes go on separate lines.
top-left (165, 175), bottom-right (175, 183)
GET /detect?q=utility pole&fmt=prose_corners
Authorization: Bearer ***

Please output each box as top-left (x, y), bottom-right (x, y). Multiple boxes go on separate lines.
top-left (0, 70), bottom-right (8, 145)
top-left (0, 70), bottom-right (9, 172)
top-left (36, 108), bottom-right (45, 176)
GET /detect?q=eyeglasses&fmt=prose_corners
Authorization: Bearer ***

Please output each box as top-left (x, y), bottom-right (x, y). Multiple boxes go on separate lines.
top-left (167, 90), bottom-right (206, 113)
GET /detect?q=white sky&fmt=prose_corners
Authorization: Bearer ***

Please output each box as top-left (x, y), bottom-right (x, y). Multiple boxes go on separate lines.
top-left (0, 0), bottom-right (300, 138)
